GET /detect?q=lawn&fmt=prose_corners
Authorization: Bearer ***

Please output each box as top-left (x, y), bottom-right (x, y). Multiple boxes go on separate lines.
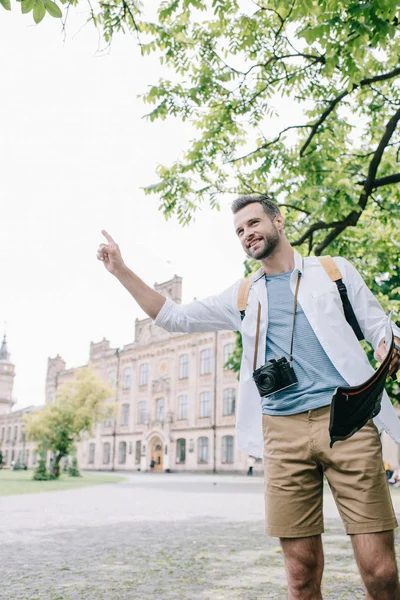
top-left (0, 469), bottom-right (127, 496)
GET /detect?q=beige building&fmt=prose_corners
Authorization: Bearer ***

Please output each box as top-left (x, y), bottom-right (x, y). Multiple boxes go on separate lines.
top-left (47, 276), bottom-right (259, 473)
top-left (0, 333), bottom-right (40, 468)
top-left (1, 276), bottom-right (398, 474)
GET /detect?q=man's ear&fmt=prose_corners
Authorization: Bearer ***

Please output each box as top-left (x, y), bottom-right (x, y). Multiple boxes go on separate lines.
top-left (274, 214), bottom-right (285, 232)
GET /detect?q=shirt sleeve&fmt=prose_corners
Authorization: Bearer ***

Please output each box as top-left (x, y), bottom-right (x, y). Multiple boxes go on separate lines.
top-left (153, 279), bottom-right (243, 334)
top-left (335, 257), bottom-right (400, 349)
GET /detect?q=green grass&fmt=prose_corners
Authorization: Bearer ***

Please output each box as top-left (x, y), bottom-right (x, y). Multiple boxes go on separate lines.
top-left (0, 469), bottom-right (127, 496)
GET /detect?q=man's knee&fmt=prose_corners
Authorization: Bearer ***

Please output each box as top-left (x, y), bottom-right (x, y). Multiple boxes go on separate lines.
top-left (281, 537), bottom-right (324, 593)
top-left (362, 561), bottom-right (399, 594)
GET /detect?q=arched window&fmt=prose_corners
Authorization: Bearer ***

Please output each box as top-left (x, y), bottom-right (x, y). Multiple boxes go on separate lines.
top-left (156, 398), bottom-right (165, 422)
top-left (223, 343), bottom-right (235, 369)
top-left (123, 367), bottom-right (132, 389)
top-left (223, 388), bottom-right (236, 415)
top-left (176, 439), bottom-right (186, 464)
top-left (199, 392), bottom-right (211, 418)
top-left (139, 363), bottom-right (149, 386)
top-left (222, 436), bottom-right (234, 464)
top-left (200, 348), bottom-right (212, 375)
top-left (103, 442), bottom-right (111, 465)
top-left (89, 443), bottom-right (96, 464)
top-left (121, 403), bottom-right (129, 426)
top-left (198, 437), bottom-right (209, 463)
top-left (179, 354), bottom-right (189, 379)
top-left (138, 401), bottom-right (147, 424)
top-left (178, 394), bottom-right (188, 420)
top-left (119, 441), bottom-right (127, 464)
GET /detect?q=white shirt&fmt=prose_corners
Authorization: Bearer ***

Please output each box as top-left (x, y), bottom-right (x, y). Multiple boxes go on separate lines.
top-left (154, 251), bottom-right (400, 457)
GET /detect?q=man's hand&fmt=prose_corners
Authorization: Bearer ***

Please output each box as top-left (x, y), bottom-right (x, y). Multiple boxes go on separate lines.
top-left (97, 230), bottom-right (126, 276)
top-left (374, 336), bottom-right (400, 378)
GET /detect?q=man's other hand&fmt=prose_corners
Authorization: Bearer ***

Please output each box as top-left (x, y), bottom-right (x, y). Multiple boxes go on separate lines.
top-left (97, 230), bottom-right (126, 276)
top-left (374, 336), bottom-right (400, 378)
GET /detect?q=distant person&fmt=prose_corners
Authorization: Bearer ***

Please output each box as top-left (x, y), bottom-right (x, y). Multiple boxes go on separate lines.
top-left (97, 194), bottom-right (400, 599)
top-left (247, 455), bottom-right (255, 476)
top-left (150, 458), bottom-right (155, 470)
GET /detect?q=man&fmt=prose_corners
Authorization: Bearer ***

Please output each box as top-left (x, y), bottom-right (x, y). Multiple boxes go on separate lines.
top-left (97, 195), bottom-right (400, 599)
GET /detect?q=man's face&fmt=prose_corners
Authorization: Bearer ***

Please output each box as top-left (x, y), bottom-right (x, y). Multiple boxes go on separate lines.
top-left (233, 203), bottom-right (282, 260)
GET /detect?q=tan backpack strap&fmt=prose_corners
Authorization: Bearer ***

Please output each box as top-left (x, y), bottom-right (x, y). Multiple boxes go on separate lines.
top-left (237, 278), bottom-right (252, 312)
top-left (319, 255), bottom-right (342, 282)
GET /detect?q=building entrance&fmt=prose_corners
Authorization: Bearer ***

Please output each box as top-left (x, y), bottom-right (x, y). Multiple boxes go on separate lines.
top-left (150, 437), bottom-right (163, 472)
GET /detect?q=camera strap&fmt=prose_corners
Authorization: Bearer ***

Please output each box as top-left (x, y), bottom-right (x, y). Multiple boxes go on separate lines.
top-left (253, 271), bottom-right (302, 371)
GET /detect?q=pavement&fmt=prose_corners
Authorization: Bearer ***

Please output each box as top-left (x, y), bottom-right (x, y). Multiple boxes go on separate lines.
top-left (1, 472), bottom-right (400, 599)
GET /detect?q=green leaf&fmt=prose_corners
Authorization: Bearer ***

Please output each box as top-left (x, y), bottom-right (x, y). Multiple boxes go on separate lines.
top-left (0, 0), bottom-right (11, 11)
top-left (33, 0), bottom-right (46, 22)
top-left (44, 0), bottom-right (62, 17)
top-left (21, 0), bottom-right (34, 13)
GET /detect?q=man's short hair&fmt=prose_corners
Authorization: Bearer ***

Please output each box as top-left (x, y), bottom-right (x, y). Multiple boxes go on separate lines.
top-left (231, 194), bottom-right (281, 221)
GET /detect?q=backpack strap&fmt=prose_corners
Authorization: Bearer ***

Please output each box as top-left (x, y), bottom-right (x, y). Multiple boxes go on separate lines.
top-left (319, 256), bottom-right (364, 341)
top-left (237, 278), bottom-right (252, 321)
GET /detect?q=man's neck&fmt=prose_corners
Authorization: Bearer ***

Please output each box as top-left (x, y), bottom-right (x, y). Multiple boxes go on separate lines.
top-left (260, 242), bottom-right (295, 275)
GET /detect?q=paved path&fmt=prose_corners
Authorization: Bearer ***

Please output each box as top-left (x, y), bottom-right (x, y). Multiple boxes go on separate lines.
top-left (1, 473), bottom-right (400, 599)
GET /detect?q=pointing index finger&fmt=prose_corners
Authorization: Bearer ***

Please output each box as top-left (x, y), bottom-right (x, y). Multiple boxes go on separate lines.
top-left (102, 230), bottom-right (115, 245)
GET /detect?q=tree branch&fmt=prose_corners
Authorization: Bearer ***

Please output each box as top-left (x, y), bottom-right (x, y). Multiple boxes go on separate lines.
top-left (313, 107), bottom-right (400, 254)
top-left (300, 66), bottom-right (400, 157)
top-left (357, 173), bottom-right (400, 189)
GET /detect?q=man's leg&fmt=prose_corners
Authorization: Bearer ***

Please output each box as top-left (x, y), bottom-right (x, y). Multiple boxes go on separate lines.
top-left (351, 531), bottom-right (400, 600)
top-left (280, 535), bottom-right (324, 600)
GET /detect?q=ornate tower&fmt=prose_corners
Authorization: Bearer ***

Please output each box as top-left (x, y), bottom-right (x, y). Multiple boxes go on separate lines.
top-left (45, 355), bottom-right (66, 405)
top-left (0, 333), bottom-right (16, 415)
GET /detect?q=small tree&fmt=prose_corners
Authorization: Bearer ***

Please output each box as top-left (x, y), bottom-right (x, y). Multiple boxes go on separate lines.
top-left (33, 449), bottom-right (51, 481)
top-left (25, 368), bottom-right (112, 479)
top-left (68, 455), bottom-right (81, 477)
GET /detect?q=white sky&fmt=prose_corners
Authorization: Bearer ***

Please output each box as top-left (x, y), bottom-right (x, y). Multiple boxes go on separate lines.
top-left (0, 7), bottom-right (253, 409)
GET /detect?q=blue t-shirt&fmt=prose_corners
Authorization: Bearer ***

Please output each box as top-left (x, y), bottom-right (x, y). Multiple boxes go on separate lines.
top-left (261, 270), bottom-right (348, 415)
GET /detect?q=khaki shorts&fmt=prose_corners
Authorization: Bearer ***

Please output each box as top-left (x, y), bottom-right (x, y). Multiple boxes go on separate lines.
top-left (262, 405), bottom-right (397, 538)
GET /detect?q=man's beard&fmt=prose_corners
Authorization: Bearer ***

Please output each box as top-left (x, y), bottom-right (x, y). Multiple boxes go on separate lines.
top-left (246, 228), bottom-right (280, 260)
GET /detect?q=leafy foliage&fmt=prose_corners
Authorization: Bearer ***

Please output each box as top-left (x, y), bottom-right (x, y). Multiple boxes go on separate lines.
top-left (25, 368), bottom-right (112, 478)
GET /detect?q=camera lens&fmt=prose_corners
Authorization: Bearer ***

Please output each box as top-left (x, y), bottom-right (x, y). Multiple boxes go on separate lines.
top-left (259, 372), bottom-right (276, 393)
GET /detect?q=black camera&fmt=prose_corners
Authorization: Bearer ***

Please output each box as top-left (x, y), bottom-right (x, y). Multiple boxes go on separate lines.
top-left (253, 356), bottom-right (298, 397)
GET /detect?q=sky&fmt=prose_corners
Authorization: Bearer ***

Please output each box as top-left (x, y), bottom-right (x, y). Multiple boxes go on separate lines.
top-left (0, 6), bottom-right (253, 408)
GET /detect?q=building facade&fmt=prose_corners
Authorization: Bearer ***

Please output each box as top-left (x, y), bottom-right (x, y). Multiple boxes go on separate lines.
top-left (1, 275), bottom-right (399, 474)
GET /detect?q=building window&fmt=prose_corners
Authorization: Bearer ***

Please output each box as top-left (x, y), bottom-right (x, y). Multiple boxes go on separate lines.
top-left (119, 441), bottom-right (127, 464)
top-left (121, 403), bottom-right (129, 426)
top-left (156, 398), bottom-right (165, 422)
top-left (103, 442), bottom-right (111, 465)
top-left (198, 437), bottom-right (209, 463)
top-left (178, 394), bottom-right (188, 420)
top-left (200, 349), bottom-right (212, 375)
top-left (138, 401), bottom-right (146, 424)
top-left (108, 369), bottom-right (117, 389)
top-left (123, 367), bottom-right (132, 389)
top-left (135, 440), bottom-right (141, 464)
top-left (179, 354), bottom-right (189, 379)
top-left (13, 426), bottom-right (18, 441)
top-left (7, 427), bottom-right (11, 442)
top-left (222, 435), bottom-right (234, 464)
top-left (1, 427), bottom-right (4, 441)
top-left (223, 343), bottom-right (235, 369)
top-left (199, 392), bottom-right (211, 418)
top-left (89, 443), bottom-right (96, 464)
top-left (223, 388), bottom-right (236, 415)
top-left (176, 438), bottom-right (186, 463)
top-left (20, 430), bottom-right (25, 443)
top-left (139, 363), bottom-right (149, 386)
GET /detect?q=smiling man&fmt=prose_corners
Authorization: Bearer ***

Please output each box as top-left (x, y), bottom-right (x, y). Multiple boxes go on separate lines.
top-left (97, 194), bottom-right (400, 600)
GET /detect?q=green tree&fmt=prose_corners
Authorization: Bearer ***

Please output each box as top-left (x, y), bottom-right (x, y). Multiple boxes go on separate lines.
top-left (24, 368), bottom-right (112, 479)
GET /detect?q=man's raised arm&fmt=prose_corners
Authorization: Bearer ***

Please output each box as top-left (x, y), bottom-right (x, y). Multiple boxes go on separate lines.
top-left (96, 230), bottom-right (166, 320)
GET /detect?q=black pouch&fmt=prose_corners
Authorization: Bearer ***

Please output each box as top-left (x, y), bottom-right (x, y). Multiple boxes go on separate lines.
top-left (329, 333), bottom-right (395, 448)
